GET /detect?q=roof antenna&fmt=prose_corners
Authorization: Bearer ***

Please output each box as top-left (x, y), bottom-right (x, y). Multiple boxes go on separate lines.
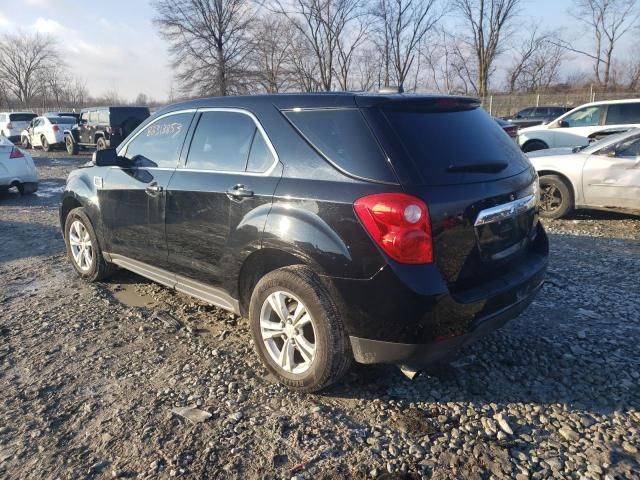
top-left (378, 85), bottom-right (404, 94)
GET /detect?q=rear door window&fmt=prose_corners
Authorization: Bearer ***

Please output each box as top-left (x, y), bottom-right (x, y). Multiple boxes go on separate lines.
top-left (185, 111), bottom-right (256, 171)
top-left (284, 109), bottom-right (395, 182)
top-left (99, 110), bottom-right (110, 123)
top-left (605, 103), bottom-right (640, 125)
top-left (123, 112), bottom-right (193, 168)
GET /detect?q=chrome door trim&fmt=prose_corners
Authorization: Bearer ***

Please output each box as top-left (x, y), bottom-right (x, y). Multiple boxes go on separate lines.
top-left (474, 194), bottom-right (537, 226)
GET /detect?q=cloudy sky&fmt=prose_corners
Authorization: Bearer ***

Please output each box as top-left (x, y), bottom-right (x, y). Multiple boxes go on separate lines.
top-left (0, 0), bottom-right (624, 101)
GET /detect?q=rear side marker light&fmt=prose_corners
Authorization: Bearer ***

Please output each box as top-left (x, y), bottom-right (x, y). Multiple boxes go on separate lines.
top-left (52, 125), bottom-right (60, 132)
top-left (354, 193), bottom-right (433, 264)
top-left (9, 147), bottom-right (24, 159)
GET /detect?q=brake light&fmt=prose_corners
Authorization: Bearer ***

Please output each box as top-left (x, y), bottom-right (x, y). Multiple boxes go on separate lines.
top-left (6, 123), bottom-right (12, 130)
top-left (52, 125), bottom-right (60, 132)
top-left (9, 147), bottom-right (24, 159)
top-left (354, 193), bottom-right (433, 264)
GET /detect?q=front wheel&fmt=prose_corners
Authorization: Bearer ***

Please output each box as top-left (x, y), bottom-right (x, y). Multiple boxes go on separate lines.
top-left (249, 266), bottom-right (352, 392)
top-left (522, 140), bottom-right (548, 153)
top-left (65, 135), bottom-right (78, 155)
top-left (539, 175), bottom-right (573, 219)
top-left (41, 136), bottom-right (51, 152)
top-left (64, 207), bottom-right (117, 281)
top-left (96, 137), bottom-right (107, 151)
top-left (22, 136), bottom-right (31, 149)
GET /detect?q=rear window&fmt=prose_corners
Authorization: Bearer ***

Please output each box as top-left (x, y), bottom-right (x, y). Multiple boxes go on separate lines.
top-left (284, 109), bottom-right (395, 183)
top-left (382, 105), bottom-right (530, 185)
top-left (605, 103), bottom-right (640, 125)
top-left (47, 116), bottom-right (75, 125)
top-left (9, 113), bottom-right (36, 122)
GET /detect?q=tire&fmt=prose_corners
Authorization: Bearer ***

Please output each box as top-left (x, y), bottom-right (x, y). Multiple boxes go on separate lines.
top-left (41, 136), bottom-right (51, 152)
top-left (22, 136), bottom-right (31, 149)
top-left (96, 137), bottom-right (107, 151)
top-left (249, 265), bottom-right (352, 392)
top-left (64, 207), bottom-right (117, 282)
top-left (522, 140), bottom-right (548, 153)
top-left (539, 175), bottom-right (573, 219)
top-left (65, 135), bottom-right (78, 155)
top-left (19, 182), bottom-right (37, 195)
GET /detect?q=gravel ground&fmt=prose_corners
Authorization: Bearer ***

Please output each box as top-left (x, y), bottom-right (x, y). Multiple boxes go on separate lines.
top-left (0, 151), bottom-right (639, 480)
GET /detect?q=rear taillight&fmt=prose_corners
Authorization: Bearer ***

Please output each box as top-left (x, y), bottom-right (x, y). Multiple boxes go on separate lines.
top-left (9, 147), bottom-right (24, 159)
top-left (6, 123), bottom-right (12, 130)
top-left (52, 125), bottom-right (60, 132)
top-left (354, 193), bottom-right (433, 264)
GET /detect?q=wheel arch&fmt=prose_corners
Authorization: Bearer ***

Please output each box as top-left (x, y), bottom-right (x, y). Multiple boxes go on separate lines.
top-left (522, 138), bottom-right (549, 151)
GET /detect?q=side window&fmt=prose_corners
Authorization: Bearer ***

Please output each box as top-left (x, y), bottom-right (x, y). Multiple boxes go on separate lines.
top-left (562, 106), bottom-right (603, 127)
top-left (81, 112), bottom-right (89, 123)
top-left (89, 111), bottom-right (99, 123)
top-left (518, 108), bottom-right (534, 118)
top-left (99, 110), bottom-right (110, 123)
top-left (247, 130), bottom-right (276, 172)
top-left (614, 136), bottom-right (640, 157)
top-left (123, 112), bottom-right (193, 168)
top-left (185, 111), bottom-right (256, 171)
top-left (605, 103), bottom-right (640, 125)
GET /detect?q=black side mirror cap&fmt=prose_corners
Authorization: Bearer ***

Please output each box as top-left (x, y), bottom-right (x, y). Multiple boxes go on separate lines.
top-left (93, 148), bottom-right (125, 167)
top-left (559, 120), bottom-right (570, 128)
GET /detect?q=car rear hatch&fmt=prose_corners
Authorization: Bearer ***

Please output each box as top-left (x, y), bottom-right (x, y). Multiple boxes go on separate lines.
top-left (360, 96), bottom-right (542, 291)
top-left (8, 114), bottom-right (36, 132)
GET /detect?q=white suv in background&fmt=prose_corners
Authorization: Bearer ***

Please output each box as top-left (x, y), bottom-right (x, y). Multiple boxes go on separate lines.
top-left (0, 112), bottom-right (37, 142)
top-left (21, 115), bottom-right (77, 152)
top-left (518, 99), bottom-right (640, 152)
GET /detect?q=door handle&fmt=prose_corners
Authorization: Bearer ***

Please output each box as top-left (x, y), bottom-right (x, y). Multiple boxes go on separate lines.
top-left (146, 183), bottom-right (163, 195)
top-left (226, 184), bottom-right (254, 200)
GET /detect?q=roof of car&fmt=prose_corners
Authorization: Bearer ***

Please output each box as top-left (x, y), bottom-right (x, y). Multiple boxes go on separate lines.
top-left (579, 98), bottom-right (640, 107)
top-left (155, 92), bottom-right (480, 115)
top-left (1, 111), bottom-right (36, 115)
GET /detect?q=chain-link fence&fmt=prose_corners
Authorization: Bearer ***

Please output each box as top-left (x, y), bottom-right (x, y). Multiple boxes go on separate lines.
top-left (482, 90), bottom-right (640, 118)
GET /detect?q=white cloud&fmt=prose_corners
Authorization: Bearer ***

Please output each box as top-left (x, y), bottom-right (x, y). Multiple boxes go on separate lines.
top-left (0, 11), bottom-right (10, 29)
top-left (98, 17), bottom-right (113, 30)
top-left (32, 17), bottom-right (64, 34)
top-left (26, 0), bottom-right (54, 7)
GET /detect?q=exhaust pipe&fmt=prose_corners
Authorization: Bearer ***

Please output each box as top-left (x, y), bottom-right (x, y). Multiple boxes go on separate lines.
top-left (399, 365), bottom-right (420, 380)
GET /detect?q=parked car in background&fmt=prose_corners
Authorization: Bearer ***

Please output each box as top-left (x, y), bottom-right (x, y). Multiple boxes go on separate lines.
top-left (60, 93), bottom-right (547, 392)
top-left (0, 137), bottom-right (38, 195)
top-left (43, 111), bottom-right (80, 122)
top-left (65, 106), bottom-right (150, 155)
top-left (518, 99), bottom-right (640, 152)
top-left (506, 106), bottom-right (570, 128)
top-left (494, 117), bottom-right (518, 141)
top-left (528, 128), bottom-right (640, 218)
top-left (21, 115), bottom-right (77, 152)
top-left (0, 112), bottom-right (37, 142)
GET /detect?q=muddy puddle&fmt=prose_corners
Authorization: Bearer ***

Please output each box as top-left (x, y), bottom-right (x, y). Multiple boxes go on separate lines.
top-left (111, 283), bottom-right (158, 308)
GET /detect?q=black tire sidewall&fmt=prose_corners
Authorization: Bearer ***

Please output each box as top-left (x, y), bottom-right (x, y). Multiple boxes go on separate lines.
top-left (539, 175), bottom-right (572, 219)
top-left (249, 267), bottom-right (349, 391)
top-left (64, 208), bottom-right (101, 281)
top-left (523, 140), bottom-right (548, 153)
top-left (42, 136), bottom-right (50, 152)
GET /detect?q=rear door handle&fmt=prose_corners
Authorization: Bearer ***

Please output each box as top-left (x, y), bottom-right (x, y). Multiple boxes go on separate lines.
top-left (226, 184), bottom-right (254, 200)
top-left (146, 183), bottom-right (163, 195)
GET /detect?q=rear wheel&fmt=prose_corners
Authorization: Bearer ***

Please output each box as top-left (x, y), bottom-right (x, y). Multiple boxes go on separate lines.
top-left (249, 265), bottom-right (352, 392)
top-left (522, 140), bottom-right (548, 153)
top-left (41, 136), bottom-right (51, 152)
top-left (539, 175), bottom-right (573, 219)
top-left (22, 136), bottom-right (31, 149)
top-left (64, 207), bottom-right (117, 281)
top-left (96, 137), bottom-right (107, 151)
top-left (65, 135), bottom-right (78, 155)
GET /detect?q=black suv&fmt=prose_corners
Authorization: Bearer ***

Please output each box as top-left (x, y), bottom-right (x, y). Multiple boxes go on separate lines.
top-left (64, 106), bottom-right (150, 155)
top-left (60, 94), bottom-right (548, 392)
top-left (506, 106), bottom-right (570, 128)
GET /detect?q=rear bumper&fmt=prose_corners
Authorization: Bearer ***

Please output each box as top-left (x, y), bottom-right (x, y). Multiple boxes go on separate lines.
top-left (349, 278), bottom-right (542, 366)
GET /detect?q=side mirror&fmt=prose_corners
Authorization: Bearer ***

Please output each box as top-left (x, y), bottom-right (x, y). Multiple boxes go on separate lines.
top-left (597, 145), bottom-right (616, 157)
top-left (559, 120), bottom-right (570, 128)
top-left (93, 148), bottom-right (125, 167)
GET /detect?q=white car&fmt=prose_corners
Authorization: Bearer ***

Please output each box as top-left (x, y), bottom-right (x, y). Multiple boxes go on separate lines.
top-left (0, 137), bottom-right (38, 195)
top-left (518, 99), bottom-right (640, 152)
top-left (21, 115), bottom-right (77, 152)
top-left (528, 128), bottom-right (640, 218)
top-left (0, 112), bottom-right (37, 142)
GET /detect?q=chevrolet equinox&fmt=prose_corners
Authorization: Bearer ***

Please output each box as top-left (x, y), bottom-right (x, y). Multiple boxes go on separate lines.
top-left (60, 93), bottom-right (548, 392)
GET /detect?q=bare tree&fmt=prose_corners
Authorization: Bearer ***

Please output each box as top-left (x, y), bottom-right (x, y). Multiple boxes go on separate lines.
top-left (372, 0), bottom-right (443, 90)
top-left (153, 0), bottom-right (256, 97)
top-left (252, 14), bottom-right (295, 92)
top-left (570, 0), bottom-right (640, 90)
top-left (452, 0), bottom-right (523, 98)
top-left (507, 27), bottom-right (566, 92)
top-left (135, 93), bottom-right (149, 105)
top-left (270, 0), bottom-right (366, 91)
top-left (0, 33), bottom-right (62, 106)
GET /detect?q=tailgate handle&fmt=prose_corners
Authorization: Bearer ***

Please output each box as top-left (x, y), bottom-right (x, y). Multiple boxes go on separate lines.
top-left (474, 194), bottom-right (536, 226)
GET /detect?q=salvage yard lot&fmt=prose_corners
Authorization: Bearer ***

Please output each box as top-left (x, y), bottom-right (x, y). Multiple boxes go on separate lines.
top-left (0, 152), bottom-right (639, 479)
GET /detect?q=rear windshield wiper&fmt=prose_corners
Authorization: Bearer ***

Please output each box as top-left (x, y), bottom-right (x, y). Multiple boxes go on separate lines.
top-left (445, 162), bottom-right (508, 173)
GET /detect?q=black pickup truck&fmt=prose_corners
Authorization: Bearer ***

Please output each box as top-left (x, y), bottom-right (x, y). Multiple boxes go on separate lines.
top-left (64, 106), bottom-right (150, 155)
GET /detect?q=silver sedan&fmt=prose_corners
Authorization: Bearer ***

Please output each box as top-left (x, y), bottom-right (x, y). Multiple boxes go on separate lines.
top-left (528, 129), bottom-right (640, 219)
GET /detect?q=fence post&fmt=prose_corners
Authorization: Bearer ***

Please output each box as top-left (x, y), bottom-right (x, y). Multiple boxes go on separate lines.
top-left (536, 94), bottom-right (540, 107)
top-left (489, 95), bottom-right (493, 116)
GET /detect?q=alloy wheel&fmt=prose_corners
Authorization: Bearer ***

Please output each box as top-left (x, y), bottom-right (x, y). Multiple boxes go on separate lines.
top-left (68, 220), bottom-right (94, 272)
top-left (540, 184), bottom-right (562, 214)
top-left (259, 291), bottom-right (317, 375)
